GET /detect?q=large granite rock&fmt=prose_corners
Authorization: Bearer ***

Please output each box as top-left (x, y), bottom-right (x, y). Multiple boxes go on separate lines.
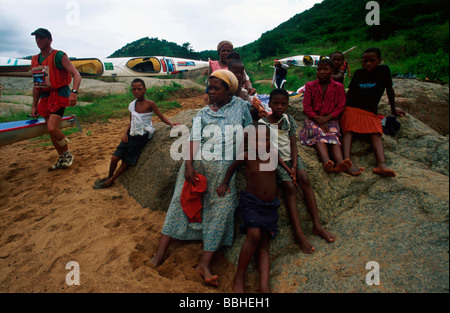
top-left (120, 80), bottom-right (449, 293)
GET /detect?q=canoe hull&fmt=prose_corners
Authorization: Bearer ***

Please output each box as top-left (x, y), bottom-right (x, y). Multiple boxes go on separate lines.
top-left (0, 116), bottom-right (78, 147)
top-left (0, 56), bottom-right (208, 77)
top-left (276, 55), bottom-right (328, 68)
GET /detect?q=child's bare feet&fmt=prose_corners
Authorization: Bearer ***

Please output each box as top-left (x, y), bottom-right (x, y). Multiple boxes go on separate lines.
top-left (345, 163), bottom-right (364, 176)
top-left (295, 234), bottom-right (315, 254)
top-left (333, 159), bottom-right (352, 173)
top-left (373, 163), bottom-right (396, 177)
top-left (323, 160), bottom-right (335, 173)
top-left (312, 226), bottom-right (336, 243)
top-left (196, 264), bottom-right (219, 287)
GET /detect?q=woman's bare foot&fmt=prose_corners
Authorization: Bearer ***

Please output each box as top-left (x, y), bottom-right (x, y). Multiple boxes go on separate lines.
top-left (196, 264), bottom-right (219, 287)
top-left (323, 160), bottom-right (335, 173)
top-left (373, 163), bottom-right (396, 177)
top-left (146, 255), bottom-right (162, 268)
top-left (333, 159), bottom-right (352, 173)
top-left (312, 226), bottom-right (336, 243)
top-left (345, 163), bottom-right (364, 176)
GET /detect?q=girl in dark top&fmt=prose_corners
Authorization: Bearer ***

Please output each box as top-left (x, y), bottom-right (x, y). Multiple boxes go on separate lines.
top-left (340, 48), bottom-right (405, 177)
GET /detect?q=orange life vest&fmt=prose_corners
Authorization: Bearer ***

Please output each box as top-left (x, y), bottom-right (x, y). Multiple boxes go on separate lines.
top-left (31, 49), bottom-right (71, 90)
top-left (31, 50), bottom-right (72, 117)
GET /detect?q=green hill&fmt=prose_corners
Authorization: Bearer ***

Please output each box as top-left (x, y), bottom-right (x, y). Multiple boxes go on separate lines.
top-left (108, 37), bottom-right (201, 60)
top-left (108, 0), bottom-right (449, 88)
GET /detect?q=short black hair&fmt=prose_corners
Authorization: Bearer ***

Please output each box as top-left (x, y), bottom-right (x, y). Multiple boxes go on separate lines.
top-left (131, 78), bottom-right (146, 89)
top-left (363, 47), bottom-right (382, 58)
top-left (228, 59), bottom-right (244, 70)
top-left (227, 52), bottom-right (241, 60)
top-left (331, 51), bottom-right (345, 59)
top-left (269, 88), bottom-right (289, 102)
top-left (317, 58), bottom-right (334, 69)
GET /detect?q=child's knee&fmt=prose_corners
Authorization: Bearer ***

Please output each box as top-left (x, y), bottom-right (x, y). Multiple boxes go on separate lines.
top-left (297, 170), bottom-right (311, 187)
top-left (111, 155), bottom-right (120, 163)
top-left (246, 229), bottom-right (262, 245)
top-left (283, 181), bottom-right (297, 196)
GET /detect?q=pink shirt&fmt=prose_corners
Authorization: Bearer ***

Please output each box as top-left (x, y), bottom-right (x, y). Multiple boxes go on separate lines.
top-left (302, 79), bottom-right (346, 120)
top-left (209, 60), bottom-right (228, 72)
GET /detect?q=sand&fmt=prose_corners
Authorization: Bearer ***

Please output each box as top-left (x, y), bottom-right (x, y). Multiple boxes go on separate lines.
top-left (0, 95), bottom-right (252, 293)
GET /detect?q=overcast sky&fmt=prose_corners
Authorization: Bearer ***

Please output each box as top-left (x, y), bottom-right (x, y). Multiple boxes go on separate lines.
top-left (0, 0), bottom-right (322, 59)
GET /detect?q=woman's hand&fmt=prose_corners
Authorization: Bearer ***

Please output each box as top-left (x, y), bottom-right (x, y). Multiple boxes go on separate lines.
top-left (184, 163), bottom-right (198, 185)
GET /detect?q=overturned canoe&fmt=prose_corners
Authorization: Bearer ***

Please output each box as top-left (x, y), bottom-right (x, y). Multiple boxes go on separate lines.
top-left (0, 56), bottom-right (209, 77)
top-left (275, 55), bottom-right (329, 68)
top-left (0, 115), bottom-right (81, 147)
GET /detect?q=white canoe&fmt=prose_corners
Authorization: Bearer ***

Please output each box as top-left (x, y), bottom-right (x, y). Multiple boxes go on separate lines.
top-left (275, 55), bottom-right (329, 68)
top-left (0, 56), bottom-right (209, 77)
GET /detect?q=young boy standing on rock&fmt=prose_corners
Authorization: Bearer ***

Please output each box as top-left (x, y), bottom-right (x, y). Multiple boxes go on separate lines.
top-left (93, 78), bottom-right (178, 189)
top-left (217, 124), bottom-right (286, 293)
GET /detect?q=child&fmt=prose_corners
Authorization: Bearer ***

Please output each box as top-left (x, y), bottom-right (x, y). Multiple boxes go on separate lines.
top-left (260, 89), bottom-right (336, 254)
top-left (330, 52), bottom-right (345, 84)
top-left (228, 59), bottom-right (268, 119)
top-left (299, 58), bottom-right (351, 173)
top-left (93, 78), bottom-right (179, 189)
top-left (340, 47), bottom-right (405, 177)
top-left (226, 52), bottom-right (256, 96)
top-left (217, 124), bottom-right (286, 293)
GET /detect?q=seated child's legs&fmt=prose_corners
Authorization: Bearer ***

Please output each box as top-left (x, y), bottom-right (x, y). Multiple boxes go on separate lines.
top-left (296, 168), bottom-right (336, 243)
top-left (342, 131), bottom-right (364, 176)
top-left (371, 133), bottom-right (396, 177)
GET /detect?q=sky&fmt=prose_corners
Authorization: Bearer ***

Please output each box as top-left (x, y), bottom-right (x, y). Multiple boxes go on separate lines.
top-left (0, 0), bottom-right (322, 59)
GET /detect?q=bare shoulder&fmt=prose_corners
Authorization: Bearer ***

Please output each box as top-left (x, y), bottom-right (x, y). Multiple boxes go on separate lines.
top-left (144, 99), bottom-right (156, 112)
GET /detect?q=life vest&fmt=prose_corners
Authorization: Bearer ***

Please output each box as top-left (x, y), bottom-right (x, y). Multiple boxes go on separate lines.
top-left (31, 50), bottom-right (71, 90)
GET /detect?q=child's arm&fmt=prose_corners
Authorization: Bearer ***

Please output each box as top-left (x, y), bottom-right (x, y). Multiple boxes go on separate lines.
top-left (302, 83), bottom-right (317, 119)
top-left (123, 114), bottom-right (132, 143)
top-left (315, 83), bottom-right (346, 126)
top-left (151, 101), bottom-right (180, 127)
top-left (386, 86), bottom-right (405, 116)
top-left (216, 157), bottom-right (246, 197)
top-left (288, 135), bottom-right (299, 184)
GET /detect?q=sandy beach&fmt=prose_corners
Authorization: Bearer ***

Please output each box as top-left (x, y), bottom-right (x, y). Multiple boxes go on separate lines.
top-left (0, 95), bottom-right (252, 293)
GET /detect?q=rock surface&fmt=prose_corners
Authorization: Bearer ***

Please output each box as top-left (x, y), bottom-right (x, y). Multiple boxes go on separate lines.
top-left (120, 79), bottom-right (449, 293)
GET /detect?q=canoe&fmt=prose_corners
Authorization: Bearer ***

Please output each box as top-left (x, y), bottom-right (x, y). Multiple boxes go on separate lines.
top-left (275, 55), bottom-right (329, 68)
top-left (0, 56), bottom-right (209, 77)
top-left (0, 115), bottom-right (81, 147)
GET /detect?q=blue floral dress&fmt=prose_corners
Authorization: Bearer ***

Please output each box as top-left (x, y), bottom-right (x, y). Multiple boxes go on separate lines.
top-left (162, 96), bottom-right (252, 252)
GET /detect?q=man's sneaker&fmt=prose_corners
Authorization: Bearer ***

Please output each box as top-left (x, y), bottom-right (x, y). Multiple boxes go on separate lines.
top-left (48, 156), bottom-right (64, 172)
top-left (60, 151), bottom-right (74, 169)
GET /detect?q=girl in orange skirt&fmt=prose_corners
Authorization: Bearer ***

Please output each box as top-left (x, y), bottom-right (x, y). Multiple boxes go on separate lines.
top-left (341, 48), bottom-right (405, 177)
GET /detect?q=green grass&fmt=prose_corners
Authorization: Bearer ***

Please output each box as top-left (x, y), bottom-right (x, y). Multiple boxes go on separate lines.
top-left (0, 82), bottom-right (187, 124)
